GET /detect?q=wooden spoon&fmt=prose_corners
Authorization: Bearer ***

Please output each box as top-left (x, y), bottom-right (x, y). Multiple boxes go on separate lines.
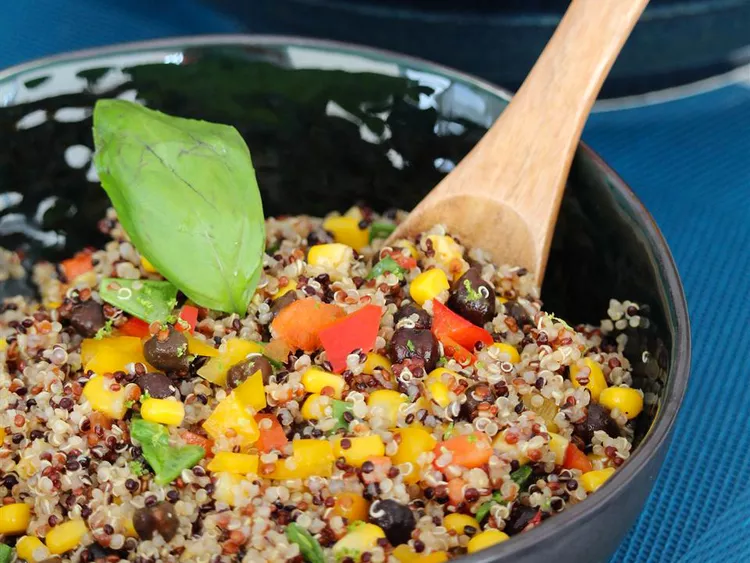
top-left (387, 0), bottom-right (649, 286)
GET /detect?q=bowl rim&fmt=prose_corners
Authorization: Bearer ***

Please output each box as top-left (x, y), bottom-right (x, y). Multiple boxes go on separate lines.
top-left (0, 34), bottom-right (691, 562)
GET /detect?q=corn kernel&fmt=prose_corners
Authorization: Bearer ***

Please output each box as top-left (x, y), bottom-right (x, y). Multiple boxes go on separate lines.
top-left (0, 503), bottom-right (31, 534)
top-left (197, 338), bottom-right (264, 386)
top-left (323, 216), bottom-right (370, 252)
top-left (547, 432), bottom-right (570, 465)
top-left (490, 342), bottom-right (521, 364)
top-left (0, 427), bottom-right (6, 443)
top-left (333, 435), bottom-right (385, 467)
top-left (333, 523), bottom-right (386, 559)
top-left (393, 545), bottom-right (448, 563)
top-left (581, 467), bottom-right (616, 492)
top-left (234, 368), bottom-right (267, 411)
top-left (410, 269), bottom-right (449, 306)
top-left (213, 472), bottom-right (244, 506)
top-left (46, 520), bottom-right (88, 554)
top-left (331, 492), bottom-right (370, 522)
top-left (140, 256), bottom-right (158, 273)
top-left (302, 367), bottom-right (346, 399)
top-left (598, 387), bottom-right (643, 419)
top-left (207, 452), bottom-right (259, 475)
top-left (363, 352), bottom-right (392, 375)
top-left (427, 380), bottom-right (451, 408)
top-left (16, 535), bottom-right (49, 562)
top-left (570, 358), bottom-right (608, 400)
top-left (273, 279), bottom-right (297, 300)
top-left (140, 398), bottom-right (185, 426)
top-left (425, 235), bottom-right (463, 266)
top-left (587, 453), bottom-right (610, 471)
top-left (0, 340), bottom-right (7, 352)
top-left (301, 394), bottom-right (331, 420)
top-left (492, 430), bottom-right (530, 464)
top-left (367, 390), bottom-right (407, 426)
top-left (467, 529), bottom-right (509, 553)
top-left (202, 393), bottom-right (259, 449)
top-left (391, 427), bottom-right (437, 484)
top-left (443, 513), bottom-right (480, 536)
top-left (82, 375), bottom-right (128, 419)
top-left (268, 439), bottom-right (334, 479)
top-left (308, 243), bottom-right (353, 270)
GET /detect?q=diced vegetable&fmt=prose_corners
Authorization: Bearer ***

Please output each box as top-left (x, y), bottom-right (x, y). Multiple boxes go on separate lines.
top-left (548, 432), bottom-right (570, 465)
top-left (268, 439), bottom-right (334, 480)
top-left (318, 305), bottom-right (382, 372)
top-left (207, 452), bottom-right (259, 475)
top-left (202, 393), bottom-right (260, 449)
top-left (301, 394), bottom-right (330, 421)
top-left (273, 279), bottom-right (297, 300)
top-left (448, 478), bottom-right (467, 506)
top-left (0, 503), bottom-right (30, 534)
top-left (489, 342), bottom-right (521, 364)
top-left (333, 523), bottom-right (385, 561)
top-left (331, 400), bottom-right (355, 432)
top-left (197, 338), bottom-right (264, 385)
top-left (510, 464), bottom-right (533, 489)
top-left (367, 389), bottom-right (407, 427)
top-left (363, 352), bottom-right (392, 375)
top-left (60, 249), bottom-right (93, 282)
top-left (563, 443), bottom-right (594, 473)
top-left (443, 513), bottom-right (480, 536)
top-left (492, 430), bottom-right (530, 464)
top-left (131, 418), bottom-right (205, 484)
top-left (213, 472), bottom-right (244, 507)
top-left (301, 367), bottom-right (346, 399)
top-left (270, 298), bottom-right (345, 352)
top-left (46, 520), bottom-right (88, 554)
top-left (475, 492), bottom-right (505, 523)
top-left (179, 430), bottom-right (214, 456)
top-left (598, 387), bottom-right (644, 419)
top-left (570, 358), bottom-right (608, 401)
top-left (331, 493), bottom-right (370, 523)
top-left (366, 256), bottom-right (406, 281)
top-left (0, 545), bottom-right (10, 563)
top-left (234, 368), bottom-right (267, 411)
top-left (391, 427), bottom-right (437, 484)
top-left (118, 317), bottom-right (150, 338)
top-left (410, 269), bottom-right (450, 306)
top-left (369, 221), bottom-right (396, 242)
top-left (333, 435), bottom-right (385, 468)
top-left (16, 535), bottom-right (48, 562)
top-left (254, 414), bottom-right (288, 453)
top-left (81, 336), bottom-right (154, 375)
top-left (434, 432), bottom-right (492, 469)
top-left (264, 338), bottom-right (291, 364)
top-left (286, 522), bottom-right (326, 563)
top-left (467, 529), bottom-right (509, 553)
top-left (82, 375), bottom-right (128, 419)
top-left (439, 335), bottom-right (476, 366)
top-left (424, 235), bottom-right (463, 271)
top-left (140, 256), bottom-right (158, 273)
top-left (581, 467), bottom-right (616, 492)
top-left (186, 335), bottom-right (219, 357)
top-left (307, 243), bottom-right (353, 270)
top-left (175, 305), bottom-right (198, 333)
top-left (99, 277), bottom-right (178, 323)
top-left (140, 398), bottom-right (185, 426)
top-left (322, 216), bottom-right (369, 252)
top-left (432, 300), bottom-right (493, 351)
top-left (392, 546), bottom-right (448, 563)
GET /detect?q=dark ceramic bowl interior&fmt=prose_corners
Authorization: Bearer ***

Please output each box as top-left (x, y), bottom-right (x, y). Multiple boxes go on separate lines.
top-left (0, 37), bottom-right (690, 563)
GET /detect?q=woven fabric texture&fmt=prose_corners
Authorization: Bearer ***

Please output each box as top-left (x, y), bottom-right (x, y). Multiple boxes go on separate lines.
top-left (2, 2), bottom-right (750, 561)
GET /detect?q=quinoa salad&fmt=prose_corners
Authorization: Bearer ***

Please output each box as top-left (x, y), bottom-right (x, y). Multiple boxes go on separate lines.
top-left (0, 101), bottom-right (647, 563)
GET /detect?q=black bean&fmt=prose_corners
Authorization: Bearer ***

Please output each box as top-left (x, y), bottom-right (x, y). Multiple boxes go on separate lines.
top-left (133, 501), bottom-right (179, 541)
top-left (573, 402), bottom-right (620, 447)
top-left (136, 372), bottom-right (179, 399)
top-left (143, 328), bottom-right (189, 372)
top-left (368, 499), bottom-right (415, 546)
top-left (227, 355), bottom-right (274, 388)
top-left (447, 267), bottom-right (496, 326)
top-left (504, 504), bottom-right (540, 535)
top-left (270, 291), bottom-right (297, 319)
top-left (388, 327), bottom-right (439, 372)
top-left (461, 383), bottom-right (495, 421)
top-left (504, 300), bottom-right (533, 329)
top-left (69, 300), bottom-right (106, 337)
top-left (393, 303), bottom-right (431, 329)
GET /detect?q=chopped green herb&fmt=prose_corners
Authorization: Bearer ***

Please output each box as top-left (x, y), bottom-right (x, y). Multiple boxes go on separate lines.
top-left (129, 460), bottom-right (148, 477)
top-left (94, 318), bottom-right (115, 340)
top-left (99, 277), bottom-right (178, 324)
top-left (124, 399), bottom-right (135, 409)
top-left (437, 355), bottom-right (449, 367)
top-left (467, 433), bottom-right (478, 444)
top-left (141, 390), bottom-right (152, 402)
top-left (347, 521), bottom-right (366, 532)
top-left (475, 492), bottom-right (506, 522)
top-left (267, 241), bottom-right (281, 255)
top-left (406, 339), bottom-right (416, 352)
top-left (286, 523), bottom-right (325, 563)
top-left (443, 422), bottom-right (455, 439)
top-left (331, 400), bottom-right (355, 433)
top-left (176, 343), bottom-right (188, 358)
top-left (264, 354), bottom-right (284, 371)
top-left (130, 418), bottom-right (205, 485)
top-left (548, 313), bottom-right (573, 331)
top-left (510, 465), bottom-right (533, 489)
top-left (93, 99), bottom-right (265, 314)
top-left (0, 544), bottom-right (12, 563)
top-left (463, 279), bottom-right (483, 302)
top-left (368, 221), bottom-right (397, 242)
top-left (366, 256), bottom-right (407, 281)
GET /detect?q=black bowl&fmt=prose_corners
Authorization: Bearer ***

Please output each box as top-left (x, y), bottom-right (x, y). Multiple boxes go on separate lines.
top-left (0, 36), bottom-right (690, 563)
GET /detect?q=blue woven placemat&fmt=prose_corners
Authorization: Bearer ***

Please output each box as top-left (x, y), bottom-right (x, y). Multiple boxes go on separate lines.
top-left (3, 3), bottom-right (750, 562)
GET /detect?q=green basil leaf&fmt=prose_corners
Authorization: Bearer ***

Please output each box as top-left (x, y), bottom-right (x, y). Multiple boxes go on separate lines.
top-left (93, 99), bottom-right (265, 314)
top-left (510, 465), bottom-right (533, 489)
top-left (368, 221), bottom-right (396, 242)
top-left (366, 256), bottom-right (406, 281)
top-left (0, 544), bottom-right (12, 563)
top-left (331, 399), bottom-right (354, 432)
top-left (475, 501), bottom-right (494, 523)
top-left (130, 418), bottom-right (205, 485)
top-left (286, 522), bottom-right (325, 563)
top-left (99, 277), bottom-right (177, 323)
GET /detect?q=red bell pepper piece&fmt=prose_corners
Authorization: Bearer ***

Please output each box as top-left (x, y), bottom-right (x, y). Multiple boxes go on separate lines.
top-left (254, 414), bottom-right (289, 453)
top-left (318, 304), bottom-right (382, 373)
top-left (60, 249), bottom-right (94, 282)
top-left (563, 443), bottom-right (593, 473)
top-left (432, 300), bottom-right (493, 351)
top-left (381, 248), bottom-right (417, 270)
top-left (176, 305), bottom-right (198, 333)
top-left (119, 317), bottom-right (151, 338)
top-left (439, 335), bottom-right (476, 366)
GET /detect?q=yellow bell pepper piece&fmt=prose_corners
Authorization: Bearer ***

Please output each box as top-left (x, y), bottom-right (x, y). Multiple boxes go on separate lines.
top-left (302, 367), bottom-right (345, 399)
top-left (0, 427), bottom-right (6, 443)
top-left (427, 380), bottom-right (451, 408)
top-left (410, 269), bottom-right (450, 306)
top-left (234, 368), bottom-right (267, 411)
top-left (581, 467), bottom-right (616, 493)
top-left (443, 513), bottom-right (480, 536)
top-left (273, 279), bottom-right (297, 300)
top-left (333, 523), bottom-right (386, 560)
top-left (391, 427), bottom-right (437, 484)
top-left (140, 256), bottom-right (158, 273)
top-left (598, 387), bottom-right (644, 419)
top-left (334, 435), bottom-right (385, 467)
top-left (331, 492), bottom-right (370, 522)
top-left (46, 520), bottom-right (88, 554)
top-left (548, 432), bottom-right (570, 465)
top-left (140, 398), bottom-right (185, 426)
top-left (301, 394), bottom-right (331, 421)
top-left (393, 545), bottom-right (448, 563)
top-left (213, 472), bottom-right (244, 507)
top-left (207, 452), bottom-right (259, 475)
top-left (367, 389), bottom-right (407, 427)
top-left (490, 342), bottom-right (521, 364)
top-left (492, 430), bottom-right (530, 465)
top-left (467, 529), bottom-right (509, 553)
top-left (124, 517), bottom-right (138, 538)
top-left (0, 340), bottom-right (7, 352)
top-left (187, 336), bottom-right (219, 357)
top-left (268, 439), bottom-right (334, 480)
top-left (308, 243), bottom-right (353, 270)
top-left (425, 235), bottom-right (463, 267)
top-left (82, 375), bottom-right (128, 419)
top-left (570, 358), bottom-right (608, 401)
top-left (81, 336), bottom-right (154, 375)
top-left (323, 216), bottom-right (370, 252)
top-left (363, 352), bottom-right (392, 375)
top-left (0, 503), bottom-right (31, 534)
top-left (16, 535), bottom-right (49, 561)
top-left (197, 338), bottom-right (264, 386)
top-left (202, 393), bottom-right (259, 448)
